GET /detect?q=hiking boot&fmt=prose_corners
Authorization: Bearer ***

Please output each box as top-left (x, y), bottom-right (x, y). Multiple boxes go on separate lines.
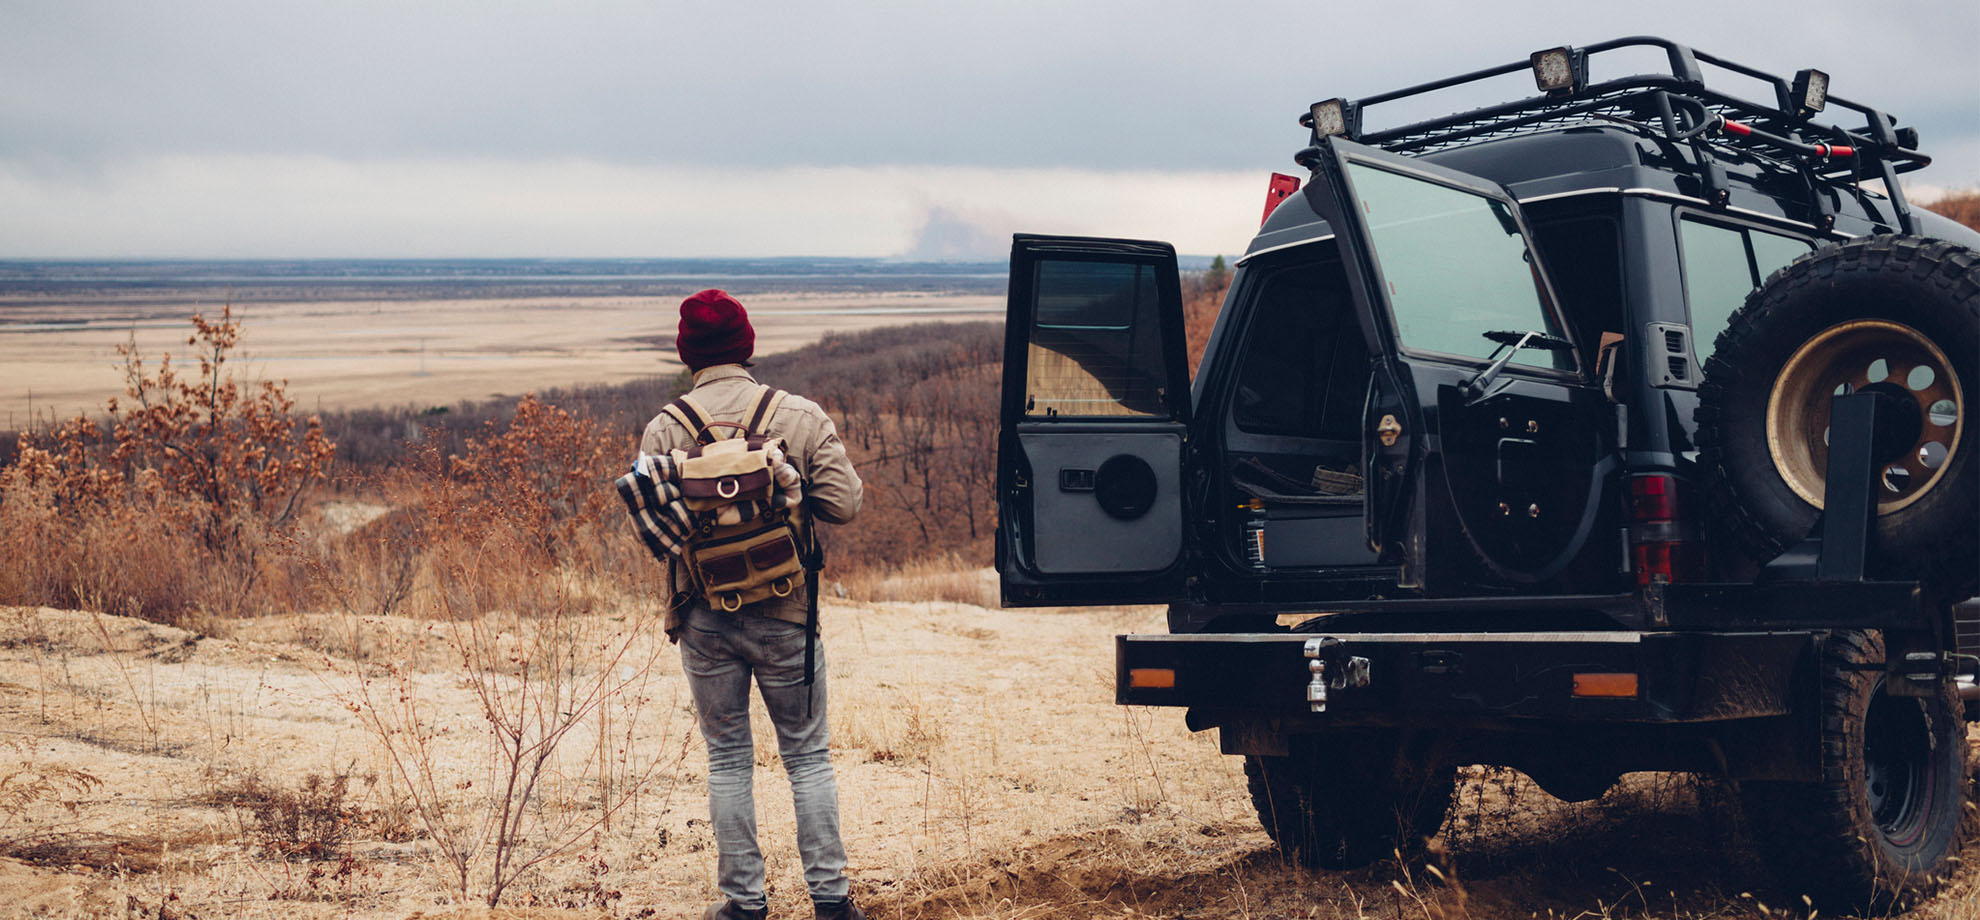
top-left (813, 897), bottom-right (868, 920)
top-left (703, 902), bottom-right (767, 920)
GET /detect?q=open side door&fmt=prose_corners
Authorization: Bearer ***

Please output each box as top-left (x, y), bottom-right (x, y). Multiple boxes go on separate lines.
top-left (997, 234), bottom-right (1193, 606)
top-left (1306, 139), bottom-right (1621, 594)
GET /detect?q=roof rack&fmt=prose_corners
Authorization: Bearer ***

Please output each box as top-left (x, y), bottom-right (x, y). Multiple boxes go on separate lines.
top-left (1297, 37), bottom-right (1928, 233)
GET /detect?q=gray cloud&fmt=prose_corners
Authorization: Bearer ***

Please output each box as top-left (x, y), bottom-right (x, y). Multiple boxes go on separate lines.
top-left (5, 1), bottom-right (1975, 176)
top-left (1, 1), bottom-right (1974, 257)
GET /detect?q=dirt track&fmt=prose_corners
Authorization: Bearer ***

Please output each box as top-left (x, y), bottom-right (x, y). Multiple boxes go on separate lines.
top-left (0, 598), bottom-right (1975, 919)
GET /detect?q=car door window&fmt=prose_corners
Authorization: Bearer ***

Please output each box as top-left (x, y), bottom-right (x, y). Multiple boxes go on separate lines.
top-left (1025, 259), bottom-right (1166, 417)
top-left (1344, 160), bottom-right (1570, 370)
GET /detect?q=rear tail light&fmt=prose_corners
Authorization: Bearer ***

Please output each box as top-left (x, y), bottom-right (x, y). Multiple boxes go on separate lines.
top-left (1632, 541), bottom-right (1695, 587)
top-left (1629, 473), bottom-right (1678, 522)
top-left (1629, 473), bottom-right (1700, 586)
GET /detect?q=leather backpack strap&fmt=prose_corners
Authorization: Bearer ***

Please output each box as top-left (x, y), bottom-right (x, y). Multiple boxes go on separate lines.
top-left (663, 394), bottom-right (719, 445)
top-left (742, 385), bottom-right (787, 436)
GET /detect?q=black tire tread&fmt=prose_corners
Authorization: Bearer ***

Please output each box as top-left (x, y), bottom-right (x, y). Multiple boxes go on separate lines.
top-left (1740, 630), bottom-right (1966, 911)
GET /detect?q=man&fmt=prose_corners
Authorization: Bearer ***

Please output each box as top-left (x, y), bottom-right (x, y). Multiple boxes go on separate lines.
top-left (641, 289), bottom-right (865, 920)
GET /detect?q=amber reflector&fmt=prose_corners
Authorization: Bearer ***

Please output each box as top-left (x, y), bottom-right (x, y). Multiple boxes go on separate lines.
top-left (1128, 668), bottom-right (1176, 689)
top-left (1572, 673), bottom-right (1639, 698)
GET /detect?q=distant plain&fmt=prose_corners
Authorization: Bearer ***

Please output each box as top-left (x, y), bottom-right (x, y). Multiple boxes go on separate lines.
top-left (0, 259), bottom-right (1006, 426)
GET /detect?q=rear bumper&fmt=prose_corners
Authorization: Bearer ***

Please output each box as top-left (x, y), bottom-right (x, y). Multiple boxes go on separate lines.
top-left (1116, 629), bottom-right (1818, 724)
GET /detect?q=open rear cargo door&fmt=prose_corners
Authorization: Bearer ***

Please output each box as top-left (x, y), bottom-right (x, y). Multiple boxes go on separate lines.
top-left (1303, 138), bottom-right (1620, 593)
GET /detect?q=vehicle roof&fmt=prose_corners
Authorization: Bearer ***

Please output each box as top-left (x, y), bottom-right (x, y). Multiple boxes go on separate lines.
top-left (1244, 125), bottom-right (1978, 260)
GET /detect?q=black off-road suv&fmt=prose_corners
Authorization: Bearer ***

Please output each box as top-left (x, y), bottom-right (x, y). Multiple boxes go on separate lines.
top-left (995, 37), bottom-right (1979, 911)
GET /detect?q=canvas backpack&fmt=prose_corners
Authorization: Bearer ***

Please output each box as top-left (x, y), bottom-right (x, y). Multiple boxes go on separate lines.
top-left (616, 383), bottom-right (830, 690)
top-left (651, 385), bottom-right (814, 612)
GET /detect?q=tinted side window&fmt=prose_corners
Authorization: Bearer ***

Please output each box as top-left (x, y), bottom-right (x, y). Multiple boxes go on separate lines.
top-left (1680, 218), bottom-right (1816, 361)
top-left (1750, 232), bottom-right (1812, 281)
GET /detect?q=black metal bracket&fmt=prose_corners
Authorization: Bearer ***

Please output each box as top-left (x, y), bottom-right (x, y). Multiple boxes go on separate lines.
top-left (1762, 392), bottom-right (1882, 583)
top-left (1755, 393), bottom-right (1946, 694)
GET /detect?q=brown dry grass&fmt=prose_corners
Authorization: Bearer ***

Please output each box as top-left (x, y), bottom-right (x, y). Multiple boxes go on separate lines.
top-left (1923, 188), bottom-right (1980, 233)
top-left (2, 595), bottom-right (1976, 919)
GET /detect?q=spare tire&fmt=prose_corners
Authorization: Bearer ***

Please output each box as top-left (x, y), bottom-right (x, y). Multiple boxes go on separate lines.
top-left (1696, 235), bottom-right (1978, 599)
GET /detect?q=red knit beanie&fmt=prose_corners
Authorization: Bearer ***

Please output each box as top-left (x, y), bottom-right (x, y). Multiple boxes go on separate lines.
top-left (676, 289), bottom-right (755, 371)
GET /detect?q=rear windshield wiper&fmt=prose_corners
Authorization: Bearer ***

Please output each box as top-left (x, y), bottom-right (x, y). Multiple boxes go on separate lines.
top-left (1459, 330), bottom-right (1575, 402)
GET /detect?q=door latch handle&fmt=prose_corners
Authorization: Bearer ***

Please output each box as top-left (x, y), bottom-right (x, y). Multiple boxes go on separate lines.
top-left (1375, 414), bottom-right (1403, 447)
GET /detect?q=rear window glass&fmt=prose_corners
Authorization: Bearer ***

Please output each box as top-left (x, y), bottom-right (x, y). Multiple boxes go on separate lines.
top-left (1345, 160), bottom-right (1570, 371)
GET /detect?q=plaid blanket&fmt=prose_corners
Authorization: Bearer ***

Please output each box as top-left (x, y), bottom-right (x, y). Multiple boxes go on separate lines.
top-left (615, 448), bottom-right (804, 563)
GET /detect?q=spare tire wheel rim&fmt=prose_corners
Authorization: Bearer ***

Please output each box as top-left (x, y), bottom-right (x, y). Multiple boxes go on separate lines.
top-left (1767, 319), bottom-right (1962, 514)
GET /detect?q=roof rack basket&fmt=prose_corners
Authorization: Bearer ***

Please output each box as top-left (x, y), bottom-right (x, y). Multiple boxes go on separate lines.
top-left (1297, 37), bottom-right (1929, 233)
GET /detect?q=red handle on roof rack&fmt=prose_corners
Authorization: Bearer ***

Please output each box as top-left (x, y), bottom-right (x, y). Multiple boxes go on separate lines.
top-left (1712, 116), bottom-right (1855, 158)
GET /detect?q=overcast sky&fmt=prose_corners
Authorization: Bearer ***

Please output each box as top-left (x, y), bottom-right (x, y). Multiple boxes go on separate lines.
top-left (2, 0), bottom-right (1975, 259)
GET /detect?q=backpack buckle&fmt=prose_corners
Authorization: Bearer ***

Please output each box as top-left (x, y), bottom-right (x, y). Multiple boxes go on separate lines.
top-left (771, 577), bottom-right (794, 598)
top-left (719, 593), bottom-right (743, 612)
top-left (716, 478), bottom-right (741, 499)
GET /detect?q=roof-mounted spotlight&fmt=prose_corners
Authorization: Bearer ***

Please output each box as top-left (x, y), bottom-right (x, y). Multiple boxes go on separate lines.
top-left (1529, 46), bottom-right (1587, 96)
top-left (1790, 68), bottom-right (1828, 116)
top-left (1304, 98), bottom-right (1360, 141)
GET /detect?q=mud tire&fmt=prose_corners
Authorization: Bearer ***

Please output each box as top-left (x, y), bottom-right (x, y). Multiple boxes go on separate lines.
top-left (1695, 234), bottom-right (1980, 600)
top-left (1739, 630), bottom-right (1966, 912)
top-left (1244, 734), bottom-right (1454, 870)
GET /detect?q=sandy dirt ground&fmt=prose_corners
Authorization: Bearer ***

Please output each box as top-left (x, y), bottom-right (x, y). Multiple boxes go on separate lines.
top-left (2, 588), bottom-right (1977, 920)
top-left (0, 291), bottom-right (1001, 427)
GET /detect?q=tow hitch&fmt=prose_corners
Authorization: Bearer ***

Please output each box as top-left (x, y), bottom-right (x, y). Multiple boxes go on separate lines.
top-left (1304, 637), bottom-right (1371, 712)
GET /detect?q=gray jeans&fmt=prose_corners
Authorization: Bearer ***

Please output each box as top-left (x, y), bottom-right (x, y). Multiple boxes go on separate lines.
top-left (679, 606), bottom-right (848, 908)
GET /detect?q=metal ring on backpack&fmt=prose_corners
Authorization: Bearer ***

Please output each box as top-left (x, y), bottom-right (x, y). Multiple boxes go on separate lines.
top-left (720, 593), bottom-right (743, 612)
top-left (771, 577), bottom-right (793, 598)
top-left (717, 478), bottom-right (740, 499)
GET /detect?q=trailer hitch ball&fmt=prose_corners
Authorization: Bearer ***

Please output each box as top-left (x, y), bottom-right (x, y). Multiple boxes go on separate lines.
top-left (1303, 637), bottom-right (1372, 713)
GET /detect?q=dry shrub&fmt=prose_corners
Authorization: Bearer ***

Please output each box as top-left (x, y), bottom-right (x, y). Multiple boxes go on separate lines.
top-left (1183, 265), bottom-right (1232, 377)
top-left (220, 769), bottom-right (368, 860)
top-left (331, 397), bottom-right (683, 907)
top-left (0, 738), bottom-right (102, 844)
top-left (839, 555), bottom-right (997, 608)
top-left (0, 307), bottom-right (333, 625)
top-left (0, 482), bottom-right (209, 623)
top-left (1924, 188), bottom-right (1980, 233)
top-left (839, 685), bottom-right (946, 766)
top-left (312, 321), bottom-right (1014, 579)
top-left (341, 592), bottom-right (681, 906)
top-left (319, 503), bottom-right (425, 623)
top-left (446, 395), bottom-right (625, 567)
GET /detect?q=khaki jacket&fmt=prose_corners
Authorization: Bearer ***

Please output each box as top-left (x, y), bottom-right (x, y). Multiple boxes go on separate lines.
top-left (640, 365), bottom-right (863, 633)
